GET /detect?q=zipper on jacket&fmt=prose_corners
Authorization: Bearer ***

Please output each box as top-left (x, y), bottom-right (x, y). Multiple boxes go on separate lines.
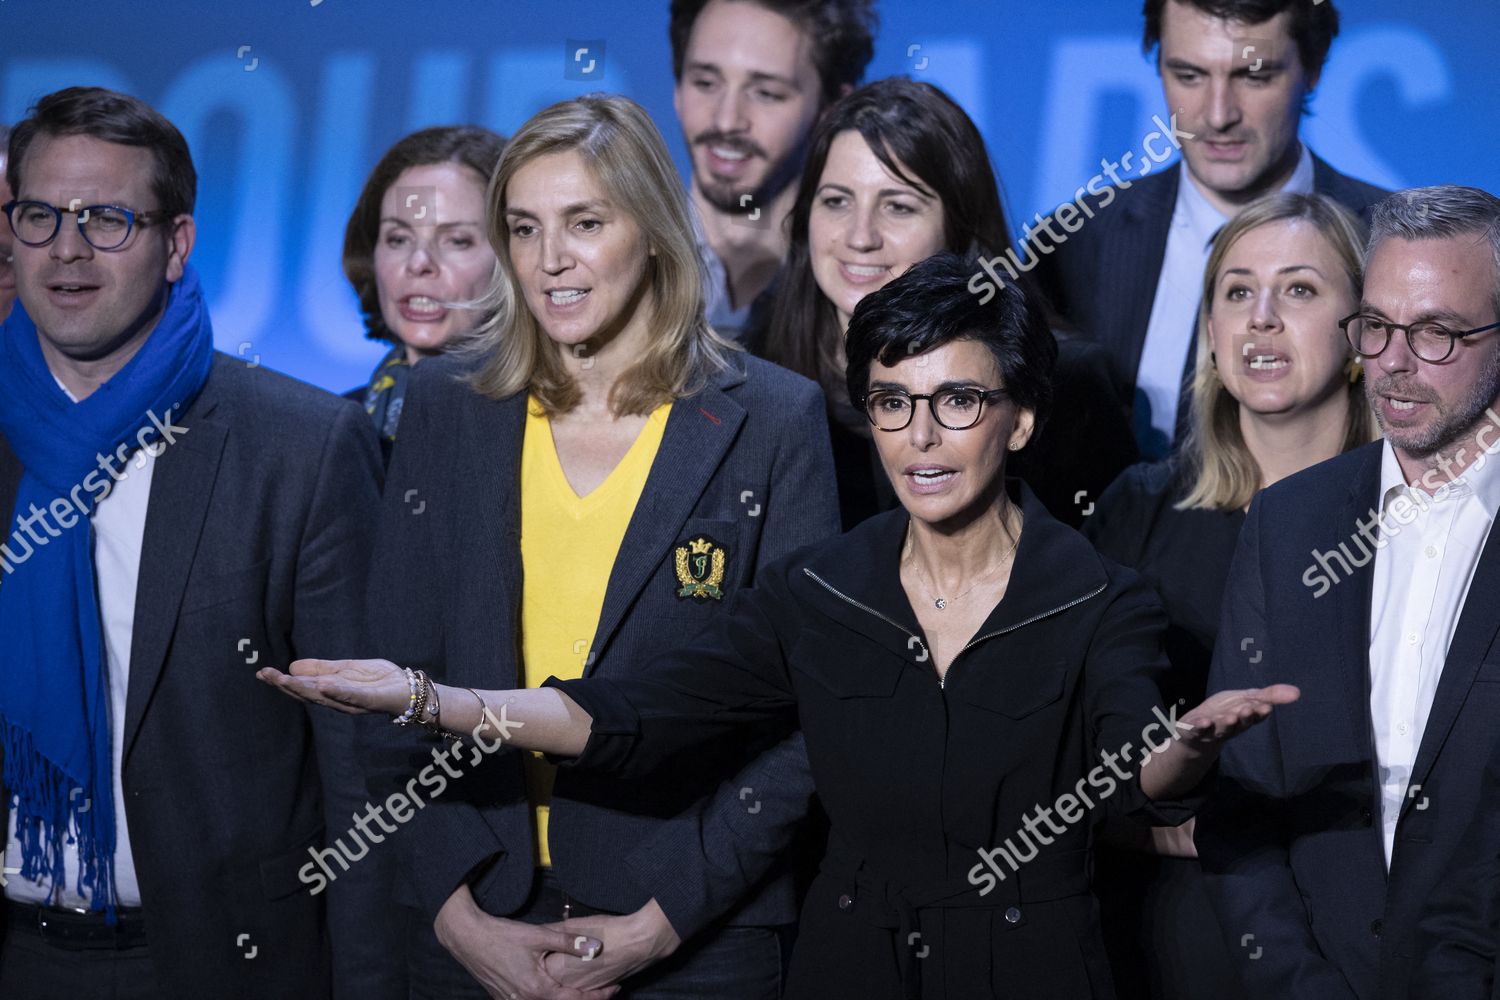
top-left (803, 568), bottom-right (930, 663)
top-left (803, 569), bottom-right (1107, 689)
top-left (957, 582), bottom-right (1108, 656)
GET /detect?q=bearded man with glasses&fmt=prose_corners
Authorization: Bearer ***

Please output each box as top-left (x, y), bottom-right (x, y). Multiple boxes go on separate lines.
top-left (1198, 184), bottom-right (1500, 1000)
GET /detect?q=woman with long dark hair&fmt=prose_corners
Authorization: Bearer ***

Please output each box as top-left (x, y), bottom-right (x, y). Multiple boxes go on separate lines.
top-left (755, 77), bottom-right (1136, 529)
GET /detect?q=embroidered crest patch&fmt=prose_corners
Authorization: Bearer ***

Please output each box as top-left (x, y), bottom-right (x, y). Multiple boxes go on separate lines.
top-left (673, 535), bottom-right (728, 600)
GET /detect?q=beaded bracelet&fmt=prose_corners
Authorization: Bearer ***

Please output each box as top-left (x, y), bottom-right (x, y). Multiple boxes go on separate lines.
top-left (392, 667), bottom-right (421, 725)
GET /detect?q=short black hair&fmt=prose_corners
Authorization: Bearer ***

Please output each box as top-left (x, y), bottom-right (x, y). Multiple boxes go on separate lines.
top-left (8, 87), bottom-right (196, 218)
top-left (1142, 0), bottom-right (1340, 80)
top-left (845, 252), bottom-right (1057, 435)
top-left (669, 0), bottom-right (878, 104)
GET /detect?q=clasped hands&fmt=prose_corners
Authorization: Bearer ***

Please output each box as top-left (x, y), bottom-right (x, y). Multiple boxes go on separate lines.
top-left (435, 885), bottom-right (681, 1000)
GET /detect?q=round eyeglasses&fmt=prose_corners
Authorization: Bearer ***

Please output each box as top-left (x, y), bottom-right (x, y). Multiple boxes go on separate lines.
top-left (861, 386), bottom-right (1007, 432)
top-left (3, 200), bottom-right (173, 252)
top-left (1340, 312), bottom-right (1500, 364)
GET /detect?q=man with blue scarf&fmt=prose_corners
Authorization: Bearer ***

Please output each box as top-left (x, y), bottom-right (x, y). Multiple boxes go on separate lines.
top-left (0, 87), bottom-right (390, 1000)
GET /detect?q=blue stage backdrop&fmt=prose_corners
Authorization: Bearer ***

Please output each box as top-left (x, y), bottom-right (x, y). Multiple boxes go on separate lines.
top-left (3, 1), bottom-right (1496, 392)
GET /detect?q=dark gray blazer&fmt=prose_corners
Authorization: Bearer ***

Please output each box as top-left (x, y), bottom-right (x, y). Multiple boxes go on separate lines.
top-left (1197, 441), bottom-right (1500, 1000)
top-left (0, 353), bottom-right (389, 1000)
top-left (1034, 153), bottom-right (1390, 413)
top-left (366, 349), bottom-right (838, 945)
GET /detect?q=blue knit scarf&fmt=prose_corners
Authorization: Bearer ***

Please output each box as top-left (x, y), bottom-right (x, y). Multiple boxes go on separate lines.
top-left (0, 267), bottom-right (213, 916)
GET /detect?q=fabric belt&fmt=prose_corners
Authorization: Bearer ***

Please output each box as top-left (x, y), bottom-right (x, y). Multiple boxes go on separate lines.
top-left (820, 841), bottom-right (1091, 1000)
top-left (5, 899), bottom-right (148, 950)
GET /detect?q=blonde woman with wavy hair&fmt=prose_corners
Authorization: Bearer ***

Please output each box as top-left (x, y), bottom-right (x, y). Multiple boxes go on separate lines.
top-left (468, 93), bottom-right (737, 416)
top-left (1178, 191), bottom-right (1380, 512)
top-left (345, 93), bottom-right (839, 1000)
top-left (1084, 191), bottom-right (1377, 1000)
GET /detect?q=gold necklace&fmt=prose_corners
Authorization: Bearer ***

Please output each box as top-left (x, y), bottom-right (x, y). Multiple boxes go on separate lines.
top-left (904, 511), bottom-right (1022, 610)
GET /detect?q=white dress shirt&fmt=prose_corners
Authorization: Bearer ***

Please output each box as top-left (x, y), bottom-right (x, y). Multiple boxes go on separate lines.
top-left (1136, 145), bottom-right (1314, 453)
top-left (5, 385), bottom-right (150, 908)
top-left (1368, 440), bottom-right (1500, 868)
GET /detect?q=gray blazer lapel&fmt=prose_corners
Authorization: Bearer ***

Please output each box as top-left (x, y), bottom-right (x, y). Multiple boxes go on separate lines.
top-left (469, 392), bottom-right (527, 665)
top-left (466, 391), bottom-right (526, 545)
top-left (585, 377), bottom-right (747, 669)
top-left (122, 391), bottom-right (228, 764)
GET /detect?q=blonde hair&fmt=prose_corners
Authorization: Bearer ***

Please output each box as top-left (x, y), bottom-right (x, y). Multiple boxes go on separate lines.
top-left (465, 94), bottom-right (737, 415)
top-left (1178, 192), bottom-right (1379, 512)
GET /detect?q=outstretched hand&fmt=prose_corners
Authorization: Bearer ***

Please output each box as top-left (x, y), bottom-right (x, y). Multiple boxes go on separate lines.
top-left (1138, 684), bottom-right (1300, 802)
top-left (1177, 684), bottom-right (1301, 750)
top-left (256, 658), bottom-right (410, 716)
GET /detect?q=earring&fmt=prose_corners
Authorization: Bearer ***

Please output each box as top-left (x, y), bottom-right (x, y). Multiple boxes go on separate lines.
top-left (1346, 357), bottom-right (1363, 383)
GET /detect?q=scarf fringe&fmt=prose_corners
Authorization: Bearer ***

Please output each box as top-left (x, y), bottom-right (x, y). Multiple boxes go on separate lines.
top-left (3, 722), bottom-right (117, 921)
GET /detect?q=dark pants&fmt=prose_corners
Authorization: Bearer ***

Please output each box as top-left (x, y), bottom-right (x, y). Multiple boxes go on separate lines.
top-left (409, 869), bottom-right (785, 1000)
top-left (0, 909), bottom-right (164, 1000)
top-left (1095, 848), bottom-right (1247, 1000)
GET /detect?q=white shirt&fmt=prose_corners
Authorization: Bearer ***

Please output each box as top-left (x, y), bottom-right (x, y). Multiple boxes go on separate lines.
top-left (1368, 440), bottom-right (1500, 868)
top-left (4, 384), bottom-right (150, 908)
top-left (1135, 145), bottom-right (1315, 456)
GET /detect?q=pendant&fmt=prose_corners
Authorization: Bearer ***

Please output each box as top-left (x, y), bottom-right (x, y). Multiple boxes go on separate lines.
top-left (934, 598), bottom-right (946, 610)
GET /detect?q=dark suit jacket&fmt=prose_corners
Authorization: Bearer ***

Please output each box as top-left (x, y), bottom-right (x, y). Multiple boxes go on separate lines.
top-left (367, 349), bottom-right (839, 947)
top-left (0, 353), bottom-right (389, 999)
top-left (1411, 745), bottom-right (1500, 998)
top-left (1034, 153), bottom-right (1389, 437)
top-left (1197, 441), bottom-right (1500, 1000)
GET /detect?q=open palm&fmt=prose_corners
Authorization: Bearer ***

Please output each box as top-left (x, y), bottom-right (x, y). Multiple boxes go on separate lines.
top-left (257, 658), bottom-right (410, 715)
top-left (1179, 684), bottom-right (1301, 748)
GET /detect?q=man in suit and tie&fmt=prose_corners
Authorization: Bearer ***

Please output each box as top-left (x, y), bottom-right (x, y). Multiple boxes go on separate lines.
top-left (1035, 0), bottom-right (1387, 458)
top-left (0, 86), bottom-right (388, 999)
top-left (1197, 185), bottom-right (1500, 1000)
